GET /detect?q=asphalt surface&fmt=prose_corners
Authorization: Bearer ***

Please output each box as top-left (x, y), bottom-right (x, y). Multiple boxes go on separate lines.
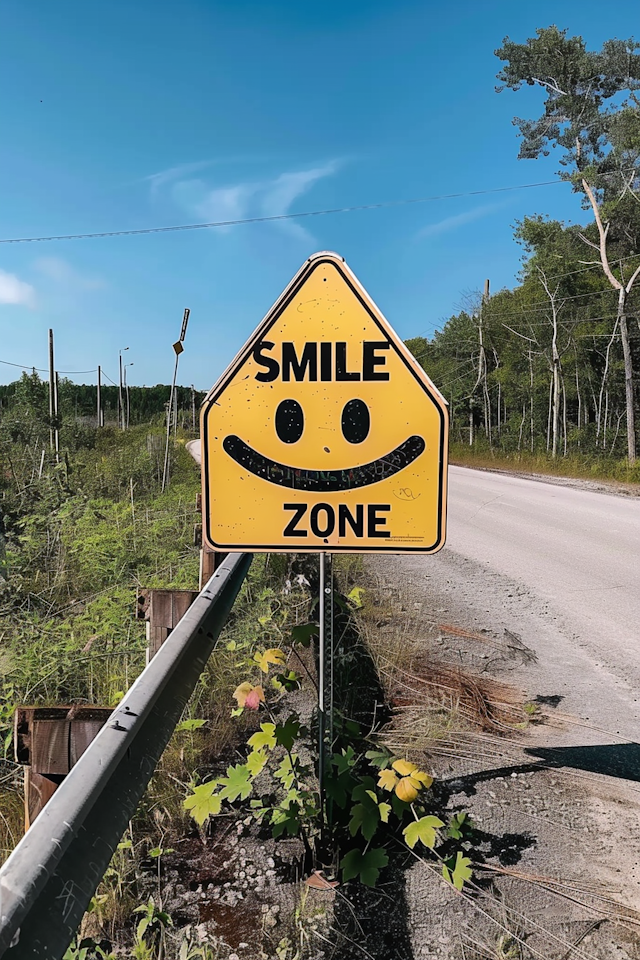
top-left (446, 465), bottom-right (640, 660)
top-left (372, 465), bottom-right (640, 747)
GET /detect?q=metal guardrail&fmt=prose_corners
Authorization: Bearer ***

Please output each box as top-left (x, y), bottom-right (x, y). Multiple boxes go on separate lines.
top-left (0, 552), bottom-right (252, 959)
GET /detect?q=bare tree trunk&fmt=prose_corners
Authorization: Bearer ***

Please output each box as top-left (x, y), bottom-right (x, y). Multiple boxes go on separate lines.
top-left (538, 270), bottom-right (563, 459)
top-left (529, 351), bottom-right (535, 452)
top-left (611, 410), bottom-right (624, 455)
top-left (562, 373), bottom-right (567, 456)
top-left (581, 178), bottom-right (639, 461)
top-left (597, 319), bottom-right (619, 447)
top-left (552, 359), bottom-right (560, 458)
top-left (618, 298), bottom-right (636, 461)
top-left (546, 376), bottom-right (553, 452)
top-left (575, 362), bottom-right (582, 446)
top-left (518, 405), bottom-right (526, 452)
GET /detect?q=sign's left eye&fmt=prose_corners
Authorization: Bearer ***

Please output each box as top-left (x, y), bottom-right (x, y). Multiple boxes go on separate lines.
top-left (275, 399), bottom-right (304, 443)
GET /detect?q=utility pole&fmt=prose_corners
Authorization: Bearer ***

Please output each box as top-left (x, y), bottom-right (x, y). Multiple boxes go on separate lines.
top-left (48, 329), bottom-right (55, 453)
top-left (191, 385), bottom-right (196, 433)
top-left (119, 353), bottom-right (124, 430)
top-left (124, 362), bottom-right (133, 429)
top-left (97, 366), bottom-right (102, 427)
top-left (118, 347), bottom-right (129, 430)
top-left (54, 373), bottom-right (60, 462)
top-left (162, 309), bottom-right (190, 492)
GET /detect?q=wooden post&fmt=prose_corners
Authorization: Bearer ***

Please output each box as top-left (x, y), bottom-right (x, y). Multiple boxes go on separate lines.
top-left (97, 365), bottom-right (103, 427)
top-left (137, 588), bottom-right (199, 660)
top-left (54, 372), bottom-right (60, 461)
top-left (14, 706), bottom-right (112, 831)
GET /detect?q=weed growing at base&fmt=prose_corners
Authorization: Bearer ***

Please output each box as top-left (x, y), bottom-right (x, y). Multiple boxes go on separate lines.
top-left (183, 577), bottom-right (476, 893)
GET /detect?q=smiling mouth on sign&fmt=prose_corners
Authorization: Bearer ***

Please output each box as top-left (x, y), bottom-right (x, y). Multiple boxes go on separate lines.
top-left (222, 435), bottom-right (426, 492)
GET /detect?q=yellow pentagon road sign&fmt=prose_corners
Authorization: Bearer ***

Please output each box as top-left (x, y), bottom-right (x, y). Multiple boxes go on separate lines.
top-left (201, 251), bottom-right (448, 553)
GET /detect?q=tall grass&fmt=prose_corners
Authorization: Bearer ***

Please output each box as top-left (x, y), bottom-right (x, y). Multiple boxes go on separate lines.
top-left (450, 442), bottom-right (640, 486)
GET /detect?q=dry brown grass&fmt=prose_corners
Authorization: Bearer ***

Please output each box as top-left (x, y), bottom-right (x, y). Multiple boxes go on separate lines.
top-left (0, 773), bottom-right (25, 866)
top-left (352, 568), bottom-right (528, 763)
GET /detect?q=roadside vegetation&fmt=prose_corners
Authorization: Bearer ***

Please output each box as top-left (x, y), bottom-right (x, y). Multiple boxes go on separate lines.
top-left (0, 376), bottom-right (489, 958)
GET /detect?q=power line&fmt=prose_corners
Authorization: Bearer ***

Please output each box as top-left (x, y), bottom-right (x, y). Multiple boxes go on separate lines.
top-left (0, 180), bottom-right (565, 245)
top-left (540, 253), bottom-right (640, 282)
top-left (0, 358), bottom-right (97, 374)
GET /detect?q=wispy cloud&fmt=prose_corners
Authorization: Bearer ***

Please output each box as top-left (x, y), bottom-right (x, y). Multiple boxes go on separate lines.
top-left (259, 163), bottom-right (340, 240)
top-left (417, 202), bottom-right (506, 239)
top-left (170, 161), bottom-right (341, 240)
top-left (0, 269), bottom-right (35, 307)
top-left (142, 161), bottom-right (215, 199)
top-left (35, 257), bottom-right (105, 290)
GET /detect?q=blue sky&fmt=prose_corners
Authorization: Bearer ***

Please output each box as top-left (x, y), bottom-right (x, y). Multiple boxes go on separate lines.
top-left (1, 0), bottom-right (638, 390)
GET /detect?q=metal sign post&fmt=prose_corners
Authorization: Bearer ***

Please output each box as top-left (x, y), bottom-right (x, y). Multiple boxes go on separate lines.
top-left (317, 552), bottom-right (333, 828)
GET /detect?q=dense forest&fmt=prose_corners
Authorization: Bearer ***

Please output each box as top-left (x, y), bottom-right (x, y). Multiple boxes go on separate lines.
top-left (408, 213), bottom-right (640, 468)
top-left (0, 375), bottom-right (206, 433)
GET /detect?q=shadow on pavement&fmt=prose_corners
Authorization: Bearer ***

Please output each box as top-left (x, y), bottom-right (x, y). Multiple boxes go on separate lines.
top-left (525, 741), bottom-right (640, 783)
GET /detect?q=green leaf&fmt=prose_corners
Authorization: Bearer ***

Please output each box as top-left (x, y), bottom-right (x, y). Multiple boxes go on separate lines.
top-left (442, 852), bottom-right (473, 891)
top-left (351, 777), bottom-right (377, 803)
top-left (340, 847), bottom-right (389, 886)
top-left (271, 799), bottom-right (301, 837)
top-left (447, 812), bottom-right (474, 840)
top-left (183, 781), bottom-right (222, 825)
top-left (324, 770), bottom-right (354, 808)
top-left (348, 802), bottom-right (380, 842)
top-left (378, 802), bottom-right (391, 824)
top-left (291, 622), bottom-right (318, 647)
top-left (347, 586), bottom-right (366, 609)
top-left (403, 815), bottom-right (445, 850)
top-left (274, 754), bottom-right (297, 790)
top-left (274, 717), bottom-right (301, 752)
top-left (246, 748), bottom-right (268, 777)
top-left (247, 722), bottom-right (276, 751)
top-left (218, 763), bottom-right (253, 802)
top-left (274, 670), bottom-right (301, 692)
top-left (175, 718), bottom-right (206, 732)
top-left (332, 594), bottom-right (350, 614)
top-left (365, 747), bottom-right (391, 769)
top-left (333, 746), bottom-right (357, 775)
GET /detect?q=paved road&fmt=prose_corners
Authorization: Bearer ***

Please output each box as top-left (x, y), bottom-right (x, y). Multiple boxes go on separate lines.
top-left (372, 466), bottom-right (640, 745)
top-left (446, 466), bottom-right (640, 657)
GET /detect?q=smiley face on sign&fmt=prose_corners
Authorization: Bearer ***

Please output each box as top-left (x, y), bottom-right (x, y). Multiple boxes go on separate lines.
top-left (201, 253), bottom-right (448, 553)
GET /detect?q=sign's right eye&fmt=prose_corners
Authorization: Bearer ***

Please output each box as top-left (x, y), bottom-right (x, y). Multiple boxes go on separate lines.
top-left (275, 399), bottom-right (304, 443)
top-left (342, 399), bottom-right (370, 444)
